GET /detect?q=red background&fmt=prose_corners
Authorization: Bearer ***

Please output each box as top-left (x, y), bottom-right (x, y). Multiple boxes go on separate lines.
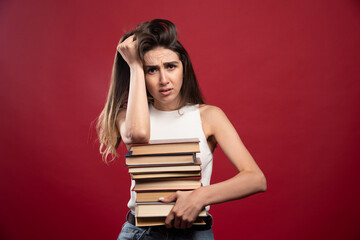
top-left (1, 0), bottom-right (360, 239)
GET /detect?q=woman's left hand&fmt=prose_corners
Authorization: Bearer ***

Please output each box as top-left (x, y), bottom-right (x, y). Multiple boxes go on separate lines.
top-left (160, 190), bottom-right (205, 229)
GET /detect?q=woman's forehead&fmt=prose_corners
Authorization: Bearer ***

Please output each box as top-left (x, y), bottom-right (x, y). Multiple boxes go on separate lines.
top-left (144, 47), bottom-right (180, 65)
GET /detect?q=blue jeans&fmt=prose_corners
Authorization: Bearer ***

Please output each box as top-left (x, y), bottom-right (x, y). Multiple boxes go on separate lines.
top-left (117, 222), bottom-right (215, 240)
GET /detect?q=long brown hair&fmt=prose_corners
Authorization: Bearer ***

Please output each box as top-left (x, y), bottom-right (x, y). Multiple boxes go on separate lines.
top-left (97, 19), bottom-right (204, 162)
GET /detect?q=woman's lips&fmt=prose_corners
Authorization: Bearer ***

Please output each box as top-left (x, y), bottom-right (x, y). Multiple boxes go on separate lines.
top-left (159, 88), bottom-right (173, 96)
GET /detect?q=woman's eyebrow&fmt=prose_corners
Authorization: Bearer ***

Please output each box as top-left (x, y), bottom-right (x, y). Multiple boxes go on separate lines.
top-left (164, 61), bottom-right (179, 65)
top-left (145, 61), bottom-right (179, 68)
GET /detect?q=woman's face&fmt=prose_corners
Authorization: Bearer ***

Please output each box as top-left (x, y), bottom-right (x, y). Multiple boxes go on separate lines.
top-left (144, 47), bottom-right (183, 111)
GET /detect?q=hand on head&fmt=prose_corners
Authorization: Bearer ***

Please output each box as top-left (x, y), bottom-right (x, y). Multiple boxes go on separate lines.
top-left (117, 35), bottom-right (141, 68)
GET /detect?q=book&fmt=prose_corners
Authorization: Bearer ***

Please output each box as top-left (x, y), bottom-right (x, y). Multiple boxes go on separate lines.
top-left (135, 202), bottom-right (207, 227)
top-left (131, 171), bottom-right (201, 180)
top-left (130, 138), bottom-right (200, 156)
top-left (125, 152), bottom-right (196, 166)
top-left (133, 178), bottom-right (202, 191)
top-left (136, 191), bottom-right (177, 203)
top-left (129, 164), bottom-right (201, 174)
top-left (135, 203), bottom-right (207, 218)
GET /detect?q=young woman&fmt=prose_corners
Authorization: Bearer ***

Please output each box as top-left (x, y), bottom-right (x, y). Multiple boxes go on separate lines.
top-left (97, 19), bottom-right (267, 240)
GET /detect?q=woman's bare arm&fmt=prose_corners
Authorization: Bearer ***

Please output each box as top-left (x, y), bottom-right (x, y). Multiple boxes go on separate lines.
top-left (116, 36), bottom-right (150, 144)
top-left (195, 105), bottom-right (267, 204)
top-left (162, 105), bottom-right (266, 229)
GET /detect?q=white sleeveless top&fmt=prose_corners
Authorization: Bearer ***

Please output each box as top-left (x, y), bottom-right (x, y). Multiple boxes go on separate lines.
top-left (127, 104), bottom-right (214, 211)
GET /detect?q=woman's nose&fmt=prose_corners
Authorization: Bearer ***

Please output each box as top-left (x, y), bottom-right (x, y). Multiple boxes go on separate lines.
top-left (159, 70), bottom-right (169, 85)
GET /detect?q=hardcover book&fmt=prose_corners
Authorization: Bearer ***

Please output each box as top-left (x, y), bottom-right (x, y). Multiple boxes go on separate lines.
top-left (130, 138), bottom-right (200, 156)
top-left (133, 178), bottom-right (202, 191)
top-left (125, 152), bottom-right (196, 166)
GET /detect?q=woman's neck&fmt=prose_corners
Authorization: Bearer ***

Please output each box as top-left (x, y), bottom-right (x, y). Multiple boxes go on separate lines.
top-left (153, 99), bottom-right (181, 111)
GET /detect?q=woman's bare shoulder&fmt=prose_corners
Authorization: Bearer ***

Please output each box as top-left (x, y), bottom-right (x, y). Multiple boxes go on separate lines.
top-left (199, 104), bottom-right (229, 137)
top-left (199, 104), bottom-right (226, 119)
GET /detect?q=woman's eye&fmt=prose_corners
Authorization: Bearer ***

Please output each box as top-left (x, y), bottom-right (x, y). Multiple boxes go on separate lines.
top-left (167, 64), bottom-right (175, 70)
top-left (147, 68), bottom-right (157, 74)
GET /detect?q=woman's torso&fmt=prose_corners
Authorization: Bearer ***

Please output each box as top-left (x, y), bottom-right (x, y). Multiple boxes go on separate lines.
top-left (127, 103), bottom-right (214, 211)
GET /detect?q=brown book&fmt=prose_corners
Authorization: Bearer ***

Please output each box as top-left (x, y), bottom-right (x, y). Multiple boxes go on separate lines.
top-left (130, 138), bottom-right (200, 156)
top-left (133, 178), bottom-right (202, 191)
top-left (135, 202), bottom-right (207, 226)
top-left (125, 152), bottom-right (195, 166)
top-left (129, 164), bottom-right (201, 174)
top-left (135, 203), bottom-right (207, 217)
top-left (131, 171), bottom-right (201, 180)
top-left (136, 191), bottom-right (177, 203)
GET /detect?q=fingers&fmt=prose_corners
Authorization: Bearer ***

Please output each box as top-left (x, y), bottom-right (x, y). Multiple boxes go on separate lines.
top-left (180, 218), bottom-right (191, 229)
top-left (165, 212), bottom-right (191, 229)
top-left (117, 37), bottom-right (136, 54)
top-left (165, 212), bottom-right (174, 228)
top-left (117, 35), bottom-right (136, 52)
top-left (169, 215), bottom-right (193, 229)
top-left (174, 215), bottom-right (181, 229)
top-left (166, 207), bottom-right (195, 229)
top-left (164, 191), bottom-right (197, 229)
top-left (159, 193), bottom-right (177, 203)
top-left (116, 34), bottom-right (141, 66)
top-left (187, 221), bottom-right (193, 229)
top-left (163, 193), bottom-right (178, 228)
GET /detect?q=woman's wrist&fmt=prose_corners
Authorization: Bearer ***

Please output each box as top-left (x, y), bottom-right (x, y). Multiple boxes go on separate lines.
top-left (129, 62), bottom-right (143, 71)
top-left (192, 186), bottom-right (210, 209)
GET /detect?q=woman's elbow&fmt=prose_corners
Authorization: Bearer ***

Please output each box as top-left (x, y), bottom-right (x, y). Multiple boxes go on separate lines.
top-left (257, 172), bottom-right (267, 192)
top-left (123, 129), bottom-right (150, 144)
top-left (131, 131), bottom-right (150, 143)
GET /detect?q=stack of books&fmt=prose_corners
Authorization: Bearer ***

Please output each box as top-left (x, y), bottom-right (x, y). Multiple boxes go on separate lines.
top-left (126, 138), bottom-right (207, 226)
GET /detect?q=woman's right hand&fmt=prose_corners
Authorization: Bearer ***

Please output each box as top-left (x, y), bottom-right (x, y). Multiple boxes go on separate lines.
top-left (117, 35), bottom-right (142, 68)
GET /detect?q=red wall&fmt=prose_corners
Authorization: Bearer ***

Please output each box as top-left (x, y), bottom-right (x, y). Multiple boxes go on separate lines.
top-left (1, 0), bottom-right (359, 239)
